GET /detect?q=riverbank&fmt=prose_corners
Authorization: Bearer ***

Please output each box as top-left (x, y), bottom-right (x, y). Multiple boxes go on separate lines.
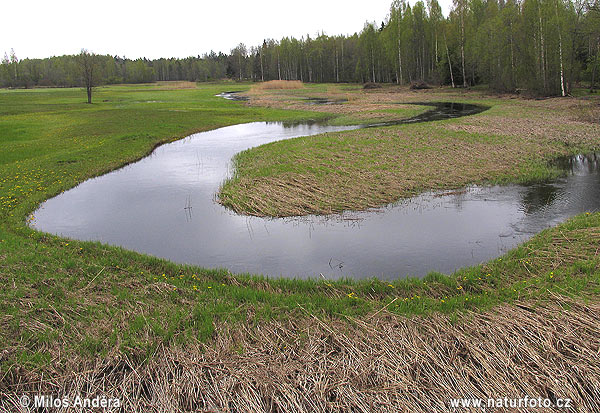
top-left (1, 82), bottom-right (599, 411)
top-left (220, 84), bottom-right (600, 216)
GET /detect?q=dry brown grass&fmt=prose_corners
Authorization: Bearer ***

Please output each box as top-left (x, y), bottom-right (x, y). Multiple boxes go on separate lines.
top-left (573, 101), bottom-right (600, 123)
top-left (220, 123), bottom-right (599, 217)
top-left (2, 296), bottom-right (599, 412)
top-left (253, 80), bottom-right (304, 90)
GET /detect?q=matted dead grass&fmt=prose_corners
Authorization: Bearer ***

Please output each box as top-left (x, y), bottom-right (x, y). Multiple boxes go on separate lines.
top-left (2, 295), bottom-right (599, 412)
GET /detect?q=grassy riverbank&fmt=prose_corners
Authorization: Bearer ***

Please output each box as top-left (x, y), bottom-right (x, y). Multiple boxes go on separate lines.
top-left (1, 82), bottom-right (599, 411)
top-left (220, 84), bottom-right (600, 216)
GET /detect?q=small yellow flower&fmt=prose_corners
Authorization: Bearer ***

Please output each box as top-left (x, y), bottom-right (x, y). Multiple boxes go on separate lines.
top-left (388, 284), bottom-right (395, 288)
top-left (457, 286), bottom-right (463, 290)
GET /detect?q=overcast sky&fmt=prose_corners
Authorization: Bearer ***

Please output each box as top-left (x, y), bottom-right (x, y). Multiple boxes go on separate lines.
top-left (2, 0), bottom-right (453, 60)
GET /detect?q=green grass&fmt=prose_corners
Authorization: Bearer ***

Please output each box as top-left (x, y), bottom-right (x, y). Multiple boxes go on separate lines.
top-left (1, 82), bottom-right (599, 374)
top-left (322, 105), bottom-right (430, 125)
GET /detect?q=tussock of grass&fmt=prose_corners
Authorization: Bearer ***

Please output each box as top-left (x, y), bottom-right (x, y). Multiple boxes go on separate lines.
top-left (254, 80), bottom-right (304, 90)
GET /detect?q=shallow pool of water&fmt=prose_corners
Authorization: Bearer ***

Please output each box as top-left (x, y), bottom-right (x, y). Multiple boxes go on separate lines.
top-left (30, 103), bottom-right (599, 280)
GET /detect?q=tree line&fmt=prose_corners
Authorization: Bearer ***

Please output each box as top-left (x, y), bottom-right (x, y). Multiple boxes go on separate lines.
top-left (3, 0), bottom-right (600, 95)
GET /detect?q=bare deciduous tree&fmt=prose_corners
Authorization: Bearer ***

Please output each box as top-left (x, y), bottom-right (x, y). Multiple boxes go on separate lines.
top-left (76, 49), bottom-right (99, 104)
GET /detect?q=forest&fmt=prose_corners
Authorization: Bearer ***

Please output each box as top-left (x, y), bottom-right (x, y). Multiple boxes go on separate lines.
top-left (3, 0), bottom-right (600, 95)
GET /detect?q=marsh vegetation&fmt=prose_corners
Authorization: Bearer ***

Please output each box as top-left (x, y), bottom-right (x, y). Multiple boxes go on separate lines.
top-left (2, 19), bottom-right (600, 407)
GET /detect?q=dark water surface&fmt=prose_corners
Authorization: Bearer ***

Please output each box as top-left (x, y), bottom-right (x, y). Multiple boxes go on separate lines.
top-left (215, 91), bottom-right (249, 101)
top-left (31, 102), bottom-right (599, 280)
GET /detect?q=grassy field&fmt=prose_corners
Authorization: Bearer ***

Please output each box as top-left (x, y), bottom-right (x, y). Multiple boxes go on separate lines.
top-left (1, 82), bottom-right (600, 411)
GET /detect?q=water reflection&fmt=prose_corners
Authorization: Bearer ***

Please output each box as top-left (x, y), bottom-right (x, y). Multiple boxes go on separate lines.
top-left (521, 183), bottom-right (559, 214)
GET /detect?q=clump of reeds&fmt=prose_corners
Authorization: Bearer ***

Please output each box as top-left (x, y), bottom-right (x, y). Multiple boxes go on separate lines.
top-left (2, 295), bottom-right (600, 412)
top-left (255, 80), bottom-right (304, 90)
top-left (155, 81), bottom-right (197, 90)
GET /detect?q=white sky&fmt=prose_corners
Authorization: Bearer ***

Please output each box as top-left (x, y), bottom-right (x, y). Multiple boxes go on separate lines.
top-left (2, 0), bottom-right (453, 60)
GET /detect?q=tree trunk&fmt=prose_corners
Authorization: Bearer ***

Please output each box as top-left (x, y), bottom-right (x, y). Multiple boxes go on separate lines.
top-left (556, 1), bottom-right (566, 96)
top-left (260, 48), bottom-right (264, 82)
top-left (397, 10), bottom-right (404, 85)
top-left (510, 22), bottom-right (516, 89)
top-left (591, 43), bottom-right (600, 92)
top-left (435, 33), bottom-right (439, 64)
top-left (341, 40), bottom-right (344, 82)
top-left (422, 44), bottom-right (426, 80)
top-left (460, 6), bottom-right (467, 87)
top-left (277, 51), bottom-right (281, 80)
top-left (335, 45), bottom-right (339, 82)
top-left (445, 35), bottom-right (455, 88)
top-left (398, 38), bottom-right (403, 85)
top-left (371, 49), bottom-right (376, 83)
top-left (539, 7), bottom-right (547, 92)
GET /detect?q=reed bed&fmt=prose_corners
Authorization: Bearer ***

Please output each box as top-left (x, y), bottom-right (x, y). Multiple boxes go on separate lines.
top-left (254, 80), bottom-right (304, 90)
top-left (2, 295), bottom-right (599, 412)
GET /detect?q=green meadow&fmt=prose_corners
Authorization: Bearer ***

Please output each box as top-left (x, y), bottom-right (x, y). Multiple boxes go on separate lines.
top-left (1, 82), bottom-right (599, 373)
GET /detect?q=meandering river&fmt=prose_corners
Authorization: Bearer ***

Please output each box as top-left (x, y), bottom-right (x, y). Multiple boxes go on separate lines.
top-left (30, 99), bottom-right (599, 279)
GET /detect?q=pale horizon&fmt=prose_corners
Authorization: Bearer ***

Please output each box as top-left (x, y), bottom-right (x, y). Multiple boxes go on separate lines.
top-left (3, 0), bottom-right (453, 61)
